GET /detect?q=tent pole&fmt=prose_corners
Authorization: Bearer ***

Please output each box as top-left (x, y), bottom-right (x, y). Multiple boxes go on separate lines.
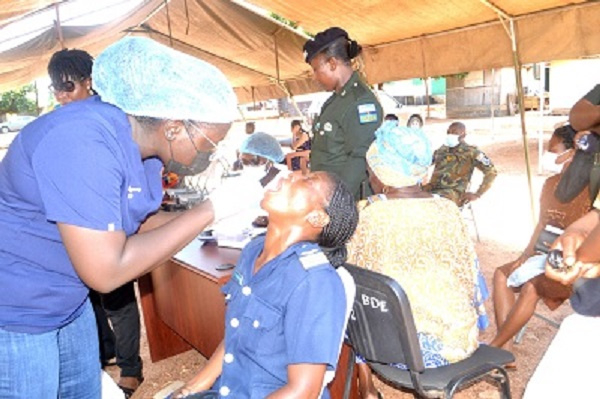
top-left (490, 68), bottom-right (496, 138)
top-left (509, 18), bottom-right (537, 225)
top-left (479, 0), bottom-right (536, 224)
top-left (54, 4), bottom-right (64, 49)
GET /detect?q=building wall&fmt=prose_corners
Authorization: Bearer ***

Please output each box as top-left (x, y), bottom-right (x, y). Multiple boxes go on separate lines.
top-left (550, 59), bottom-right (600, 113)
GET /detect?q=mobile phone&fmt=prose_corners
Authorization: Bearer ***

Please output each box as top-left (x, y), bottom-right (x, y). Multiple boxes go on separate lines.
top-left (547, 249), bottom-right (564, 270)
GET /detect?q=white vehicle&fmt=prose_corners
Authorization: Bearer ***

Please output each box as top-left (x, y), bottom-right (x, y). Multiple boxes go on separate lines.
top-left (375, 90), bottom-right (425, 128)
top-left (306, 90), bottom-right (425, 128)
top-left (0, 115), bottom-right (36, 133)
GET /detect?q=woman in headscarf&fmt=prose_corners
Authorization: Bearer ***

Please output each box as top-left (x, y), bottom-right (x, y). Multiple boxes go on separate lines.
top-left (347, 122), bottom-right (489, 399)
top-left (0, 37), bottom-right (262, 398)
top-left (173, 171), bottom-right (359, 399)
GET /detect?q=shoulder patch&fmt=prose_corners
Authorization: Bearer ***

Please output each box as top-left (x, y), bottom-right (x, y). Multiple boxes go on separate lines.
top-left (299, 249), bottom-right (329, 270)
top-left (476, 152), bottom-right (492, 166)
top-left (357, 103), bottom-right (378, 124)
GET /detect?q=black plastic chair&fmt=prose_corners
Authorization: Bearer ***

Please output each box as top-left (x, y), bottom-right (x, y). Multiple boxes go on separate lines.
top-left (343, 264), bottom-right (514, 399)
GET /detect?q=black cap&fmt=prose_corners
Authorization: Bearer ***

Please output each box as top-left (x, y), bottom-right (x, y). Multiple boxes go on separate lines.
top-left (303, 27), bottom-right (349, 63)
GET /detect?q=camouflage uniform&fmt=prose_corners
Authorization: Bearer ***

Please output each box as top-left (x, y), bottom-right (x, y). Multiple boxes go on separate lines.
top-left (310, 71), bottom-right (382, 200)
top-left (424, 142), bottom-right (497, 206)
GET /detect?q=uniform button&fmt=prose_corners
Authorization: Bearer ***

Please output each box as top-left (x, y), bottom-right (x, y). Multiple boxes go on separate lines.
top-left (224, 353), bottom-right (234, 363)
top-left (353, 82), bottom-right (358, 87)
top-left (253, 320), bottom-right (260, 328)
top-left (341, 90), bottom-right (346, 96)
top-left (319, 131), bottom-right (324, 136)
top-left (242, 286), bottom-right (252, 296)
top-left (220, 386), bottom-right (230, 396)
top-left (230, 318), bottom-right (239, 328)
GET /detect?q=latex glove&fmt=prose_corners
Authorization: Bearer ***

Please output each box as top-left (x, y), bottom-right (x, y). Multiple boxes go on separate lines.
top-left (209, 174), bottom-right (264, 222)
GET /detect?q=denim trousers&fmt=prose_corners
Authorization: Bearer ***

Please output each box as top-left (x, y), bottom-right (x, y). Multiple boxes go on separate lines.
top-left (0, 299), bottom-right (101, 398)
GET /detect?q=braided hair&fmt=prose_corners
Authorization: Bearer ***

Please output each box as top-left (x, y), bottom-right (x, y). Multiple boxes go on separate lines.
top-left (319, 173), bottom-right (359, 267)
top-left (48, 49), bottom-right (94, 85)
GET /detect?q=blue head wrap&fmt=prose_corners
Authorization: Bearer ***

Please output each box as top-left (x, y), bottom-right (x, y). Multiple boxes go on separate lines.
top-left (366, 122), bottom-right (432, 187)
top-left (93, 37), bottom-right (237, 123)
top-left (239, 132), bottom-right (285, 163)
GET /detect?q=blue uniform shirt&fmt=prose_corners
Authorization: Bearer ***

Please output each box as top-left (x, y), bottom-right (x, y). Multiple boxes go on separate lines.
top-left (216, 236), bottom-right (346, 398)
top-left (0, 96), bottom-right (163, 333)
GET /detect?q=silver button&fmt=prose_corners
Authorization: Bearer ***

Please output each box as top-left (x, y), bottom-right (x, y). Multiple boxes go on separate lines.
top-left (353, 82), bottom-right (358, 87)
top-left (242, 286), bottom-right (252, 296)
top-left (253, 320), bottom-right (260, 328)
top-left (230, 318), bottom-right (239, 328)
top-left (341, 90), bottom-right (346, 96)
top-left (319, 130), bottom-right (324, 136)
top-left (220, 386), bottom-right (230, 396)
top-left (224, 353), bottom-right (234, 363)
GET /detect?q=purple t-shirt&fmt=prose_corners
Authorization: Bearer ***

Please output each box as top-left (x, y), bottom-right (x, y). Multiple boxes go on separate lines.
top-left (0, 96), bottom-right (163, 333)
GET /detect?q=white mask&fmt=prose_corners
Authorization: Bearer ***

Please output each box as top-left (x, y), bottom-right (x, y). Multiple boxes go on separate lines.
top-left (241, 165), bottom-right (268, 181)
top-left (446, 134), bottom-right (460, 148)
top-left (541, 151), bottom-right (563, 174)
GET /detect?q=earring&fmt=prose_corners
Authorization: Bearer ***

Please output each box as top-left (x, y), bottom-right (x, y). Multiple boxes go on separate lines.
top-left (87, 86), bottom-right (93, 95)
top-left (165, 129), bottom-right (176, 141)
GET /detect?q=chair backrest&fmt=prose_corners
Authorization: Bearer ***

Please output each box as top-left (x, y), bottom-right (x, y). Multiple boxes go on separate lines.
top-left (323, 266), bottom-right (357, 387)
top-left (344, 264), bottom-right (425, 372)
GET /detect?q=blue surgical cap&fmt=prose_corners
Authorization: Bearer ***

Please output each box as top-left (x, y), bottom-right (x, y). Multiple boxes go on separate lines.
top-left (93, 37), bottom-right (237, 123)
top-left (239, 132), bottom-right (285, 163)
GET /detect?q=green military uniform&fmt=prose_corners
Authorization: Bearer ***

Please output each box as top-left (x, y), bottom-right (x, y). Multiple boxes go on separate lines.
top-left (310, 71), bottom-right (382, 200)
top-left (424, 142), bottom-right (497, 206)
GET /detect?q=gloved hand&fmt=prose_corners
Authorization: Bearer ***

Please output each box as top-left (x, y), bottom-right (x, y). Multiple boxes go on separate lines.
top-left (209, 174), bottom-right (265, 222)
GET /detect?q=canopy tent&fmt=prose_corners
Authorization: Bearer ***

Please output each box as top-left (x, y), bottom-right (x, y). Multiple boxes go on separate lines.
top-left (0, 0), bottom-right (318, 103)
top-left (247, 0), bottom-right (600, 223)
top-left (246, 0), bottom-right (600, 84)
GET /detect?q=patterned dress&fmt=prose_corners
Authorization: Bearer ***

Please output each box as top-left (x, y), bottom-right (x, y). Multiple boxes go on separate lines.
top-left (347, 196), bottom-right (487, 367)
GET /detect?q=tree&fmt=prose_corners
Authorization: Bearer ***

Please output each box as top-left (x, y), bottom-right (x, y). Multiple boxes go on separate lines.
top-left (0, 84), bottom-right (38, 116)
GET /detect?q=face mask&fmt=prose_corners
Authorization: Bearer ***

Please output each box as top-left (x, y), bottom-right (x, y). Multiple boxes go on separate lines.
top-left (164, 123), bottom-right (218, 176)
top-left (541, 151), bottom-right (565, 174)
top-left (164, 148), bottom-right (213, 176)
top-left (242, 165), bottom-right (268, 181)
top-left (446, 134), bottom-right (460, 148)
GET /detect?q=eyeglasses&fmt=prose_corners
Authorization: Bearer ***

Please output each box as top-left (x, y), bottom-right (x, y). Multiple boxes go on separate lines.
top-left (49, 80), bottom-right (76, 93)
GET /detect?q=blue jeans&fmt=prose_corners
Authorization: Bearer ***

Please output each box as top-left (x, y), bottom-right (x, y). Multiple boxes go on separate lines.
top-left (0, 299), bottom-right (101, 398)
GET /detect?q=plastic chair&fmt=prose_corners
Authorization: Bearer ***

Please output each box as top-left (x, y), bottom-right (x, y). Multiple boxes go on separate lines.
top-left (343, 264), bottom-right (514, 399)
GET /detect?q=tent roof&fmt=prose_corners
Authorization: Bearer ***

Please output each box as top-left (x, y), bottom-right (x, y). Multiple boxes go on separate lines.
top-left (248, 0), bottom-right (600, 84)
top-left (0, 0), bottom-right (318, 103)
top-left (0, 0), bottom-right (599, 102)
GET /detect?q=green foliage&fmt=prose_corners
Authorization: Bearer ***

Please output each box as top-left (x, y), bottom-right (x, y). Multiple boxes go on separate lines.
top-left (0, 84), bottom-right (38, 116)
top-left (268, 12), bottom-right (313, 37)
top-left (269, 12), bottom-right (298, 29)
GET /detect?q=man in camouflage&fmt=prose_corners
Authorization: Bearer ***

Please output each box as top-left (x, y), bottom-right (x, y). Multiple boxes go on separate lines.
top-left (424, 122), bottom-right (497, 206)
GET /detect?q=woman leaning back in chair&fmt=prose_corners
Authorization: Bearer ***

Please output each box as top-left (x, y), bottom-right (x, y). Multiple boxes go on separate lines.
top-left (173, 171), bottom-right (359, 399)
top-left (346, 122), bottom-right (489, 399)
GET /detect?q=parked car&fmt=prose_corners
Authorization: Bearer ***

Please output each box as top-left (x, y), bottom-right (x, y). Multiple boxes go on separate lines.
top-left (375, 90), bottom-right (425, 128)
top-left (306, 90), bottom-right (425, 128)
top-left (0, 115), bottom-right (36, 133)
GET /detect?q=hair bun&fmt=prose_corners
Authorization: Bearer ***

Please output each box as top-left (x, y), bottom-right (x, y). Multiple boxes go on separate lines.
top-left (347, 40), bottom-right (362, 59)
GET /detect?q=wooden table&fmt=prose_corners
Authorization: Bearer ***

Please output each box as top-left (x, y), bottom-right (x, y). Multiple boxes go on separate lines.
top-left (138, 239), bottom-right (358, 398)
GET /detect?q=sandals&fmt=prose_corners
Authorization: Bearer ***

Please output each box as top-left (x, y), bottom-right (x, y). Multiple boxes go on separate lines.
top-left (118, 376), bottom-right (144, 399)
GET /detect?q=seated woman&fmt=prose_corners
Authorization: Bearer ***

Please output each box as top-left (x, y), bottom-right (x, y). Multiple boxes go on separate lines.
top-left (173, 171), bottom-right (359, 398)
top-left (238, 131), bottom-right (286, 181)
top-left (285, 120), bottom-right (311, 173)
top-left (347, 122), bottom-right (489, 399)
top-left (491, 126), bottom-right (591, 351)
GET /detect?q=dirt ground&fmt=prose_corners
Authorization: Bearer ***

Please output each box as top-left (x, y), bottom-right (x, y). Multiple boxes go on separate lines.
top-left (105, 114), bottom-right (573, 399)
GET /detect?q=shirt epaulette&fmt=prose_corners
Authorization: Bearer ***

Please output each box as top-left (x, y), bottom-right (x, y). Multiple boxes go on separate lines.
top-left (298, 248), bottom-right (330, 270)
